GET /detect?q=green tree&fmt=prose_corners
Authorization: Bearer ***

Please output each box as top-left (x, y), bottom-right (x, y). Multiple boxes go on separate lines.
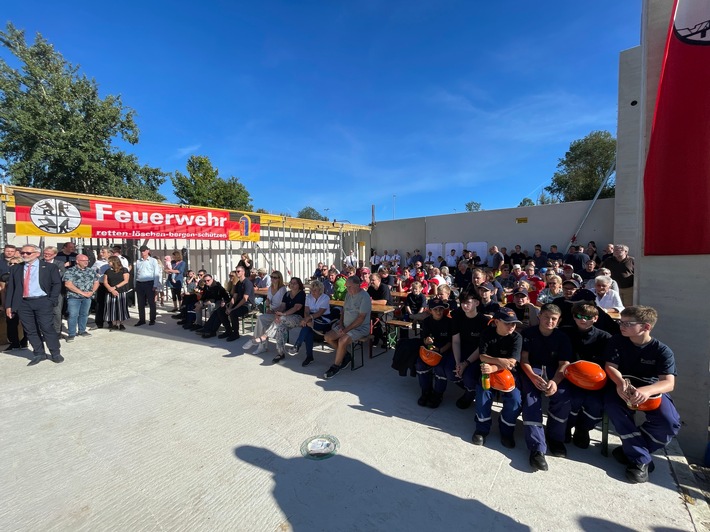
top-left (518, 197), bottom-right (535, 207)
top-left (297, 206), bottom-right (328, 220)
top-left (465, 200), bottom-right (483, 212)
top-left (536, 192), bottom-right (558, 205)
top-left (0, 23), bottom-right (166, 201)
top-left (545, 130), bottom-right (616, 202)
top-left (171, 155), bottom-right (252, 210)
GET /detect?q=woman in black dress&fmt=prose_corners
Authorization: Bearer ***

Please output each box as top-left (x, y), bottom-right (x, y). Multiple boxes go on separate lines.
top-left (103, 256), bottom-right (130, 330)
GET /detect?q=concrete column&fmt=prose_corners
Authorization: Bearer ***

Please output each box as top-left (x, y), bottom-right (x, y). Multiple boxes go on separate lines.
top-left (616, 0), bottom-right (709, 462)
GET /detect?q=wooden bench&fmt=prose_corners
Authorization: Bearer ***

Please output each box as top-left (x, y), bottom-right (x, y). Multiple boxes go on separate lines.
top-left (239, 308), bottom-right (260, 335)
top-left (347, 336), bottom-right (369, 371)
top-left (385, 319), bottom-right (416, 349)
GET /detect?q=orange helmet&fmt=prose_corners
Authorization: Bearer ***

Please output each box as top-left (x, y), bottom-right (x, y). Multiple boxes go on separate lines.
top-left (489, 368), bottom-right (516, 392)
top-left (622, 375), bottom-right (662, 411)
top-left (631, 394), bottom-right (662, 411)
top-left (419, 346), bottom-right (442, 367)
top-left (564, 360), bottom-right (607, 391)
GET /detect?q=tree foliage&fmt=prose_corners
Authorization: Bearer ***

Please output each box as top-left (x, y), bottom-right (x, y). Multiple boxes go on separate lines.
top-left (545, 130), bottom-right (616, 202)
top-left (0, 23), bottom-right (166, 201)
top-left (536, 192), bottom-right (558, 205)
top-left (518, 197), bottom-right (535, 207)
top-left (297, 206), bottom-right (328, 220)
top-left (171, 155), bottom-right (252, 211)
top-left (465, 200), bottom-right (483, 212)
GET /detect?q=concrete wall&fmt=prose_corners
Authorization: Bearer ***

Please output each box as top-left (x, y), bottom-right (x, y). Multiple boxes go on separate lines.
top-left (615, 0), bottom-right (709, 462)
top-left (372, 199), bottom-right (615, 257)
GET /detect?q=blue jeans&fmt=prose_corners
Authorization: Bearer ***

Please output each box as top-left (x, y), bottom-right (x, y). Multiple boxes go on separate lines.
top-left (67, 297), bottom-right (92, 337)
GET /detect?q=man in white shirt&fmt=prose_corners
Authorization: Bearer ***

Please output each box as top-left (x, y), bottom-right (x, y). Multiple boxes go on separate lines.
top-left (370, 251), bottom-right (381, 269)
top-left (134, 245), bottom-right (161, 326)
top-left (112, 245), bottom-right (130, 270)
top-left (446, 249), bottom-right (459, 268)
top-left (255, 268), bottom-right (271, 289)
top-left (391, 249), bottom-right (401, 267)
top-left (344, 250), bottom-right (356, 269)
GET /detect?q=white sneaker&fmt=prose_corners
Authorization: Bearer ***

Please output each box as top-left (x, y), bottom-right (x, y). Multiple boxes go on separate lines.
top-left (243, 339), bottom-right (255, 350)
top-left (287, 344), bottom-right (300, 356)
top-left (255, 342), bottom-right (268, 354)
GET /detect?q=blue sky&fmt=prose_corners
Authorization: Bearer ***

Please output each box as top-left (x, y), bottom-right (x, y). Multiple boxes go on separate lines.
top-left (3, 1), bottom-right (641, 225)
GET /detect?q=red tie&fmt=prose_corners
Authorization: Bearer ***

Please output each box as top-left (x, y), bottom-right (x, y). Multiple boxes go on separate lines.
top-left (23, 263), bottom-right (31, 298)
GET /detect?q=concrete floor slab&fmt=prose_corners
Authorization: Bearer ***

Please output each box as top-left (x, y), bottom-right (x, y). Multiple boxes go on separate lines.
top-left (0, 310), bottom-right (703, 531)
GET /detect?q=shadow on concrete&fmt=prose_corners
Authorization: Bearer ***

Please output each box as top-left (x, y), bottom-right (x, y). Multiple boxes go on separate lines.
top-left (234, 444), bottom-right (531, 531)
top-left (0, 346), bottom-right (33, 362)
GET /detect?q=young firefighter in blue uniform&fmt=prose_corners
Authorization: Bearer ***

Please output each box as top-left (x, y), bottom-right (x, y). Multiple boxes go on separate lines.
top-left (604, 306), bottom-right (681, 484)
top-left (562, 302), bottom-right (611, 448)
top-left (415, 297), bottom-right (455, 408)
top-left (472, 307), bottom-right (522, 448)
top-left (451, 286), bottom-right (488, 410)
top-left (520, 303), bottom-right (573, 472)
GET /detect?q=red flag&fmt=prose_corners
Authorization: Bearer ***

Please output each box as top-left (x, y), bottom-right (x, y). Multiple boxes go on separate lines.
top-left (644, 0), bottom-right (710, 255)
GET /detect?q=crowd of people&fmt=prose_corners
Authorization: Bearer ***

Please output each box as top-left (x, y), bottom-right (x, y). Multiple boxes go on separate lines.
top-left (1, 238), bottom-right (676, 484)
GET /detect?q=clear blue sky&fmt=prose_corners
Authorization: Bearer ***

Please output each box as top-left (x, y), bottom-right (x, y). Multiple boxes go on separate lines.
top-left (4, 1), bottom-right (641, 225)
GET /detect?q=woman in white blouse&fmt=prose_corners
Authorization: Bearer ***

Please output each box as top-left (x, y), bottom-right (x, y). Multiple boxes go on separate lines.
top-left (252, 271), bottom-right (287, 341)
top-left (287, 280), bottom-right (332, 367)
top-left (593, 275), bottom-right (624, 311)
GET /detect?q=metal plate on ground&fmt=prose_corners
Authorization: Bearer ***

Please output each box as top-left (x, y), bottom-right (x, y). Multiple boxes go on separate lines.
top-left (300, 435), bottom-right (340, 460)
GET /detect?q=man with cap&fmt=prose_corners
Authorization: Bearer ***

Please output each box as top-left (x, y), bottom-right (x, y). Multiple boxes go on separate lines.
top-left (520, 303), bottom-right (574, 471)
top-left (477, 282), bottom-right (500, 318)
top-left (505, 287), bottom-right (539, 333)
top-left (415, 296), bottom-right (455, 408)
top-left (561, 264), bottom-right (583, 285)
top-left (134, 245), bottom-right (161, 326)
top-left (471, 307), bottom-right (523, 448)
top-left (63, 254), bottom-right (99, 341)
top-left (359, 267), bottom-right (371, 290)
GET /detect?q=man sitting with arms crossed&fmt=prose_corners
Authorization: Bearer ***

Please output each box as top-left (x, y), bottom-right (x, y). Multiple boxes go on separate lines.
top-left (323, 275), bottom-right (372, 380)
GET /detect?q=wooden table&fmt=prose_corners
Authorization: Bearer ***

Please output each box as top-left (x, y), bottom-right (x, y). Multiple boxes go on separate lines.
top-left (329, 300), bottom-right (396, 314)
top-left (604, 308), bottom-right (621, 321)
top-left (329, 300), bottom-right (397, 358)
top-left (391, 291), bottom-right (435, 300)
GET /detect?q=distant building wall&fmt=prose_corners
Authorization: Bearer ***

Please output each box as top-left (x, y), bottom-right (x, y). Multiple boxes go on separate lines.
top-left (372, 199), bottom-right (615, 258)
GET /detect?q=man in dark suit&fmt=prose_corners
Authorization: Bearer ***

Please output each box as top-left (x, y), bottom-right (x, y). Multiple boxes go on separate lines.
top-left (5, 244), bottom-right (63, 366)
